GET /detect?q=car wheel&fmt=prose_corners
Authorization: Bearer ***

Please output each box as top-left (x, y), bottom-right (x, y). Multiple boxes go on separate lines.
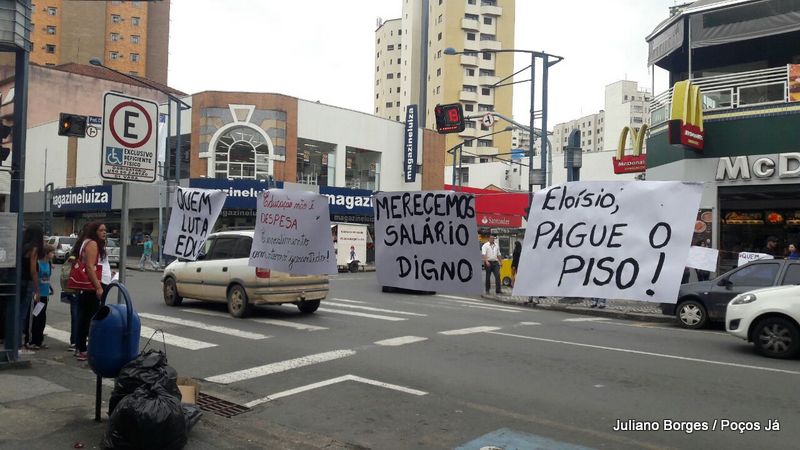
top-left (502, 277), bottom-right (512, 287)
top-left (297, 300), bottom-right (321, 314)
top-left (753, 317), bottom-right (800, 359)
top-left (676, 300), bottom-right (707, 329)
top-left (227, 284), bottom-right (251, 318)
top-left (163, 277), bottom-right (183, 307)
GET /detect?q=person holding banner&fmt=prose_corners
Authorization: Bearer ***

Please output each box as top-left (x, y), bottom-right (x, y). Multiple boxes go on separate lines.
top-left (481, 235), bottom-right (503, 295)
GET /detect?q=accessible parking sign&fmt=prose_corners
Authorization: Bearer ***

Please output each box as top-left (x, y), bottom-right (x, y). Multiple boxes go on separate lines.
top-left (100, 92), bottom-right (159, 183)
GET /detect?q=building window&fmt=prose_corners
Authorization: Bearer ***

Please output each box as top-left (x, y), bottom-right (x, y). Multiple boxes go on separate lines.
top-left (467, 32), bottom-right (476, 41)
top-left (465, 104), bottom-right (474, 112)
top-left (463, 85), bottom-right (477, 92)
top-left (477, 139), bottom-right (492, 147)
top-left (438, 14), bottom-right (443, 23)
top-left (437, 32), bottom-right (442, 41)
top-left (481, 87), bottom-right (491, 95)
top-left (468, 0), bottom-right (477, 4)
top-left (132, 16), bottom-right (140, 26)
top-left (387, 73), bottom-right (394, 79)
top-left (214, 127), bottom-right (274, 180)
top-left (385, 102), bottom-right (392, 108)
top-left (47, 7), bottom-right (56, 16)
top-left (130, 53), bottom-right (140, 62)
top-left (110, 33), bottom-right (120, 42)
top-left (396, 102), bottom-right (400, 107)
top-left (296, 139), bottom-right (336, 186)
top-left (46, 26), bottom-right (56, 35)
top-left (480, 34), bottom-right (496, 41)
top-left (111, 14), bottom-right (121, 24)
top-left (436, 68), bottom-right (441, 76)
top-left (484, 17), bottom-right (493, 25)
top-left (45, 44), bottom-right (56, 54)
top-left (465, 121), bottom-right (476, 129)
top-left (398, 29), bottom-right (402, 35)
top-left (478, 69), bottom-right (495, 76)
top-left (345, 147), bottom-right (381, 190)
top-left (466, 68), bottom-right (475, 76)
top-left (397, 58), bottom-right (401, 64)
top-left (131, 35), bottom-right (140, 44)
top-left (388, 44), bottom-right (394, 51)
top-left (482, 52), bottom-right (492, 60)
top-left (465, 13), bottom-right (479, 20)
top-left (109, 51), bottom-right (120, 60)
top-left (478, 104), bottom-right (493, 112)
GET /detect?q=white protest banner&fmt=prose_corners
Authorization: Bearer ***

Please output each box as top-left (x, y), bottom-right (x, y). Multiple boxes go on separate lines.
top-left (374, 191), bottom-right (483, 295)
top-left (249, 189), bottom-right (337, 275)
top-left (164, 187), bottom-right (227, 260)
top-left (737, 252), bottom-right (773, 267)
top-left (686, 246), bottom-right (719, 272)
top-left (512, 181), bottom-right (703, 303)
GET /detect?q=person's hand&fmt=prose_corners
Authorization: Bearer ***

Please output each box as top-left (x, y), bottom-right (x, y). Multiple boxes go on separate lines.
top-left (95, 286), bottom-right (104, 299)
top-left (484, 260), bottom-right (490, 268)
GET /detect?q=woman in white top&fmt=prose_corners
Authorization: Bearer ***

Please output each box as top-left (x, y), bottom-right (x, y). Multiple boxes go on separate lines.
top-left (72, 222), bottom-right (109, 361)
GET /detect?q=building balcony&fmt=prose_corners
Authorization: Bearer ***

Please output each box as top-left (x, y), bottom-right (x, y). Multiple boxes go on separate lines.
top-left (460, 90), bottom-right (479, 102)
top-left (460, 53), bottom-right (478, 66)
top-left (480, 22), bottom-right (497, 36)
top-left (472, 146), bottom-right (500, 156)
top-left (479, 56), bottom-right (495, 71)
top-left (479, 75), bottom-right (500, 86)
top-left (479, 39), bottom-right (502, 51)
top-left (649, 65), bottom-right (795, 129)
top-left (461, 18), bottom-right (480, 31)
top-left (481, 4), bottom-right (503, 16)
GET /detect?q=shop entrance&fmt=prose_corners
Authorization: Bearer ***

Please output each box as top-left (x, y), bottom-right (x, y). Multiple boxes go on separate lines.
top-left (719, 184), bottom-right (800, 271)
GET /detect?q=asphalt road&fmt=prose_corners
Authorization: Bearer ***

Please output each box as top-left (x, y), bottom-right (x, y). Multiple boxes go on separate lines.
top-left (43, 269), bottom-right (800, 450)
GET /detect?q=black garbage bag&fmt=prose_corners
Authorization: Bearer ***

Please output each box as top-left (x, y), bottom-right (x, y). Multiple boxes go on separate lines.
top-left (103, 383), bottom-right (187, 450)
top-left (181, 404), bottom-right (203, 432)
top-left (109, 350), bottom-right (181, 414)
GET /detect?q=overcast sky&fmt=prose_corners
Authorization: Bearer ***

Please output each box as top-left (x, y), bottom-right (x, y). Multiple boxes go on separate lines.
top-left (169, 0), bottom-right (678, 127)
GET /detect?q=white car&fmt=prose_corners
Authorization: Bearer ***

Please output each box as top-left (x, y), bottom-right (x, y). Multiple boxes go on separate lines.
top-left (726, 285), bottom-right (800, 359)
top-left (162, 230), bottom-right (329, 317)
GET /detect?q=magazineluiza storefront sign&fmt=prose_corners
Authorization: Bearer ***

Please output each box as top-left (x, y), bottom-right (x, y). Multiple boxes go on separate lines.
top-left (51, 185), bottom-right (112, 212)
top-left (715, 153), bottom-right (800, 181)
top-left (189, 178), bottom-right (284, 209)
top-left (404, 104), bottom-right (418, 183)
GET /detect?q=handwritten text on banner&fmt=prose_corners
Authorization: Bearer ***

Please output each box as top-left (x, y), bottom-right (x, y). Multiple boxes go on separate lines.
top-left (164, 187), bottom-right (227, 261)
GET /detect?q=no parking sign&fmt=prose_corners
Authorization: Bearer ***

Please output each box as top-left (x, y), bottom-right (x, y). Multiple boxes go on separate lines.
top-left (101, 92), bottom-right (159, 183)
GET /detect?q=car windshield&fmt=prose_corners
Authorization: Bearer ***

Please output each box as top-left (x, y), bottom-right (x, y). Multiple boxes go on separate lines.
top-left (107, 238), bottom-right (119, 248)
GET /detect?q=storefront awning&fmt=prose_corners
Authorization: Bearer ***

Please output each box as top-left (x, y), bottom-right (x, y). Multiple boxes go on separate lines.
top-left (689, 0), bottom-right (800, 49)
top-left (444, 185), bottom-right (528, 228)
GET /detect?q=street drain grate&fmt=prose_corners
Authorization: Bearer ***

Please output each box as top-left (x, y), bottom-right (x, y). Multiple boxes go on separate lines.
top-left (196, 393), bottom-right (250, 418)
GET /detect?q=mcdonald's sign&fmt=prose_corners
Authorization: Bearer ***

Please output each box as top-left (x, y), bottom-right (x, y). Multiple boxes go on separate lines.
top-left (668, 80), bottom-right (704, 151)
top-left (612, 124), bottom-right (648, 174)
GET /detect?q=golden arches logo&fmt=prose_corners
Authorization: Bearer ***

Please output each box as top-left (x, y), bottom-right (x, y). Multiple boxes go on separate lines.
top-left (612, 124), bottom-right (648, 174)
top-left (668, 80), bottom-right (704, 150)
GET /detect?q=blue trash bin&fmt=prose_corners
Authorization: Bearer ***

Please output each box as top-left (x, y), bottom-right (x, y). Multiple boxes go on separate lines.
top-left (88, 281), bottom-right (141, 378)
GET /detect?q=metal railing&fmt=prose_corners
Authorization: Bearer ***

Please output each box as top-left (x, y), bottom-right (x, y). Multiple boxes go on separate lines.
top-left (650, 66), bottom-right (793, 126)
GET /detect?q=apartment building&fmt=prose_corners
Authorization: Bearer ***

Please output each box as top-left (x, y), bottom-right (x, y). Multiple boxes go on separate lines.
top-left (602, 80), bottom-right (651, 152)
top-left (551, 111), bottom-right (605, 154)
top-left (375, 0), bottom-right (516, 164)
top-left (14, 0), bottom-right (169, 83)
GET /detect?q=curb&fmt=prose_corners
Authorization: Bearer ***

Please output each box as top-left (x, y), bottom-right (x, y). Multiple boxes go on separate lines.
top-left (482, 294), bottom-right (674, 323)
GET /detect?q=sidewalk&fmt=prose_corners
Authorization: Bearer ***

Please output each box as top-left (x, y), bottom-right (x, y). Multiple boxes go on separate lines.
top-left (0, 347), bottom-right (360, 450)
top-left (482, 289), bottom-right (673, 323)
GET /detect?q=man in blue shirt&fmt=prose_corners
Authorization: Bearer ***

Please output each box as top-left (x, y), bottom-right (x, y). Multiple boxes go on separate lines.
top-left (138, 235), bottom-right (159, 271)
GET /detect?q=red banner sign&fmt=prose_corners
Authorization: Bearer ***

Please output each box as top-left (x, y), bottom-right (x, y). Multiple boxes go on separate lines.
top-left (612, 155), bottom-right (647, 174)
top-left (476, 212), bottom-right (522, 228)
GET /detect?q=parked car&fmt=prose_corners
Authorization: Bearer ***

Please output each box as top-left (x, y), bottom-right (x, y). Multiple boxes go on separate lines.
top-left (661, 259), bottom-right (800, 329)
top-left (106, 238), bottom-right (120, 268)
top-left (726, 285), bottom-right (800, 359)
top-left (161, 230), bottom-right (329, 317)
top-left (47, 236), bottom-right (78, 264)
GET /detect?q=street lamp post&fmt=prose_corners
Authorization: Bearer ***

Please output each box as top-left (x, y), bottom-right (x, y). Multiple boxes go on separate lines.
top-left (447, 126), bottom-right (515, 191)
top-left (443, 47), bottom-right (562, 206)
top-left (89, 58), bottom-right (191, 272)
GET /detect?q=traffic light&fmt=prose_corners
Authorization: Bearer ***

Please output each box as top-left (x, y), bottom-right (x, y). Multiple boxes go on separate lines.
top-left (434, 103), bottom-right (466, 134)
top-left (58, 113), bottom-right (87, 138)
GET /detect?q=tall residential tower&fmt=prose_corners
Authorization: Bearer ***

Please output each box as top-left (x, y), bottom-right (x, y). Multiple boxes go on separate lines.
top-left (375, 0), bottom-right (516, 165)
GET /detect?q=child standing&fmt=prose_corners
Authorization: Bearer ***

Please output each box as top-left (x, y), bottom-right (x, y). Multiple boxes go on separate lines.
top-left (29, 244), bottom-right (55, 350)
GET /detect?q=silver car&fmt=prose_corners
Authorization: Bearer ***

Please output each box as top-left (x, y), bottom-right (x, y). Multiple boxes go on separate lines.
top-left (47, 236), bottom-right (78, 264)
top-left (107, 238), bottom-right (120, 268)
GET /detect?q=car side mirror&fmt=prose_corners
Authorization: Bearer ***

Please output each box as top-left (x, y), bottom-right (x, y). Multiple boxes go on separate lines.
top-left (717, 278), bottom-right (732, 288)
top-left (196, 252), bottom-right (206, 261)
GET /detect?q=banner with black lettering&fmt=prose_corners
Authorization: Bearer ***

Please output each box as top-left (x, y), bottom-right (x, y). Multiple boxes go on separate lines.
top-left (374, 191), bottom-right (482, 295)
top-left (512, 181), bottom-right (703, 303)
top-left (164, 187), bottom-right (227, 260)
top-left (249, 189), bottom-right (337, 275)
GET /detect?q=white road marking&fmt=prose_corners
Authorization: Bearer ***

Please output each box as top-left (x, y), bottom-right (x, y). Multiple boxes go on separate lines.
top-left (437, 295), bottom-right (480, 302)
top-left (318, 308), bottom-right (407, 321)
top-left (329, 298), bottom-right (367, 304)
top-left (374, 336), bottom-right (429, 346)
top-left (466, 305), bottom-right (518, 313)
top-left (205, 349), bottom-right (357, 384)
top-left (439, 326), bottom-right (502, 336)
top-left (563, 318), bottom-right (611, 322)
top-left (182, 309), bottom-right (328, 331)
top-left (43, 326), bottom-right (71, 344)
top-left (244, 374), bottom-right (427, 408)
top-left (326, 301), bottom-right (427, 317)
top-left (602, 321), bottom-right (727, 335)
top-left (138, 325), bottom-right (217, 350)
top-left (434, 296), bottom-right (527, 312)
top-left (139, 313), bottom-right (269, 340)
top-left (520, 322), bottom-right (542, 326)
top-left (488, 331), bottom-right (800, 376)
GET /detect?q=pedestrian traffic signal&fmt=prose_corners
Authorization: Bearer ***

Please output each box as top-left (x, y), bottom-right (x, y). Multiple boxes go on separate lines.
top-left (58, 113), bottom-right (87, 138)
top-left (435, 103), bottom-right (466, 134)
